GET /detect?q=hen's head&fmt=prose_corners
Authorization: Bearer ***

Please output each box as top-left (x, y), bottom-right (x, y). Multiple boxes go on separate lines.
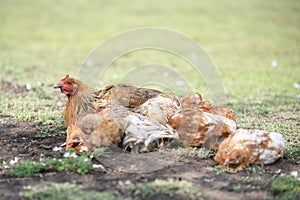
top-left (223, 151), bottom-right (243, 168)
top-left (54, 74), bottom-right (79, 96)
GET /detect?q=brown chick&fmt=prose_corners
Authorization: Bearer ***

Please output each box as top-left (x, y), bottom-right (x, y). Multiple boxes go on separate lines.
top-left (66, 108), bottom-right (124, 151)
top-left (169, 93), bottom-right (236, 149)
top-left (214, 129), bottom-right (285, 170)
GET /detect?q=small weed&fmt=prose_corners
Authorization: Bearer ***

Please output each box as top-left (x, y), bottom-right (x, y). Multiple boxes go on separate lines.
top-left (43, 150), bottom-right (92, 175)
top-left (245, 165), bottom-right (266, 175)
top-left (21, 183), bottom-right (123, 200)
top-left (92, 147), bottom-right (108, 157)
top-left (209, 165), bottom-right (236, 176)
top-left (36, 120), bottom-right (65, 138)
top-left (177, 147), bottom-right (215, 159)
top-left (232, 183), bottom-right (241, 191)
top-left (242, 176), bottom-right (252, 183)
top-left (265, 175), bottom-right (300, 200)
top-left (126, 178), bottom-right (202, 199)
top-left (11, 151), bottom-right (93, 177)
top-left (10, 161), bottom-right (45, 177)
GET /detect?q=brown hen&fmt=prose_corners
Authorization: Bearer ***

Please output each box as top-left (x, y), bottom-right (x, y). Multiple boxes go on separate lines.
top-left (214, 129), bottom-right (285, 170)
top-left (66, 108), bottom-right (124, 151)
top-left (95, 83), bottom-right (162, 109)
top-left (54, 74), bottom-right (96, 126)
top-left (55, 75), bottom-right (164, 148)
top-left (66, 100), bottom-right (180, 152)
top-left (169, 93), bottom-right (236, 149)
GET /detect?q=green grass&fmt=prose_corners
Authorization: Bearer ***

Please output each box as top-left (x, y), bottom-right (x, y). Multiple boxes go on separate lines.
top-left (176, 147), bottom-right (215, 159)
top-left (126, 178), bottom-right (202, 199)
top-left (10, 161), bottom-right (46, 178)
top-left (10, 150), bottom-right (93, 177)
top-left (0, 88), bottom-right (63, 123)
top-left (0, 0), bottom-right (299, 99)
top-left (21, 183), bottom-right (123, 200)
top-left (265, 175), bottom-right (300, 200)
top-left (92, 147), bottom-right (108, 157)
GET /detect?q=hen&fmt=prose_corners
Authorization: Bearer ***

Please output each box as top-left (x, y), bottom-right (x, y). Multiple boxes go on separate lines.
top-left (55, 75), bottom-right (164, 147)
top-left (66, 101), bottom-right (180, 152)
top-left (95, 83), bottom-right (162, 109)
top-left (169, 92), bottom-right (236, 149)
top-left (55, 75), bottom-right (162, 125)
top-left (66, 108), bottom-right (124, 151)
top-left (214, 129), bottom-right (285, 170)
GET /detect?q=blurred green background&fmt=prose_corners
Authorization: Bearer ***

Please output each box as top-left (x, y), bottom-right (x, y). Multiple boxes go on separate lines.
top-left (0, 0), bottom-right (299, 101)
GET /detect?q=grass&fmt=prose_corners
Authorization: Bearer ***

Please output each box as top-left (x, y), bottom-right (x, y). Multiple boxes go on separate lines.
top-left (176, 147), bottom-right (215, 159)
top-left (92, 147), bottom-right (108, 157)
top-left (266, 175), bottom-right (300, 200)
top-left (43, 151), bottom-right (92, 175)
top-left (10, 150), bottom-right (93, 177)
top-left (0, 0), bottom-right (299, 99)
top-left (36, 120), bottom-right (65, 138)
top-left (0, 88), bottom-right (63, 123)
top-left (21, 183), bottom-right (122, 200)
top-left (10, 161), bottom-right (46, 178)
top-left (126, 178), bottom-right (202, 199)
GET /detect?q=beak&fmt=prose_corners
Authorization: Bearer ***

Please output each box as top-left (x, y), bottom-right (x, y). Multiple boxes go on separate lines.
top-left (223, 158), bottom-right (230, 166)
top-left (54, 83), bottom-right (63, 89)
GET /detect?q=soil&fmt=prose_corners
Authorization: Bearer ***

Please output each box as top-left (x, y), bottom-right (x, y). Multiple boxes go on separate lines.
top-left (0, 81), bottom-right (299, 200)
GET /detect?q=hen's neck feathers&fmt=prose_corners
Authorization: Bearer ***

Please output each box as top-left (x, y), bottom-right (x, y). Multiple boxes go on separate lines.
top-left (64, 80), bottom-right (96, 126)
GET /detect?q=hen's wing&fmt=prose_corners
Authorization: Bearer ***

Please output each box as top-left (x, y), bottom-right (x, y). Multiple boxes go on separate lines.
top-left (122, 112), bottom-right (180, 152)
top-left (94, 84), bottom-right (162, 109)
top-left (132, 93), bottom-right (180, 125)
top-left (169, 92), bottom-right (236, 149)
top-left (199, 101), bottom-right (236, 122)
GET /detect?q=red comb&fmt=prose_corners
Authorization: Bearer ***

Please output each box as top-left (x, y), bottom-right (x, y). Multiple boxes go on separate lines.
top-left (61, 74), bottom-right (70, 81)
